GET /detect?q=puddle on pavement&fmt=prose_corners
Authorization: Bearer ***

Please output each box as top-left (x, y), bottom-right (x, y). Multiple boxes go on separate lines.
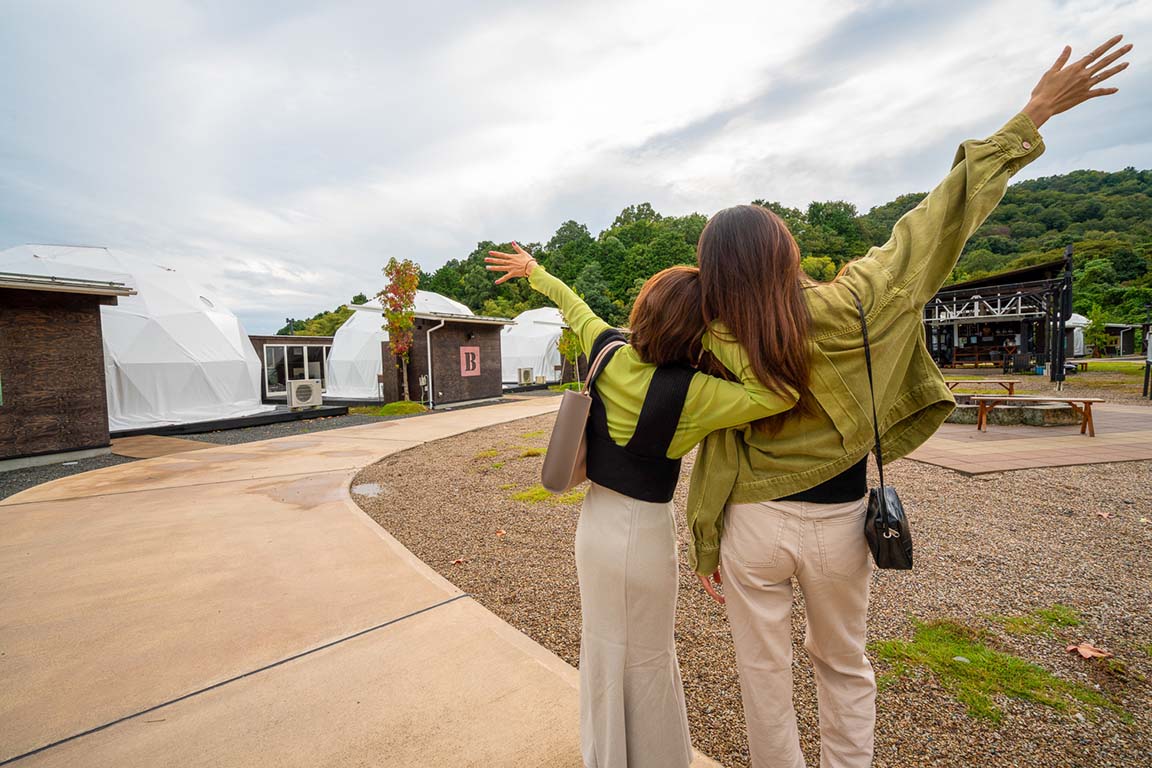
top-left (351, 482), bottom-right (383, 497)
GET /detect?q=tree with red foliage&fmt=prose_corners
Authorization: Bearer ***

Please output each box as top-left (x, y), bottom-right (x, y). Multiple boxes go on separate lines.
top-left (378, 258), bottom-right (420, 401)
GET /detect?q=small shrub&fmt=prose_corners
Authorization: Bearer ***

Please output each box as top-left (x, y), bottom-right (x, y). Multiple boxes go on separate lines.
top-left (549, 382), bottom-right (581, 392)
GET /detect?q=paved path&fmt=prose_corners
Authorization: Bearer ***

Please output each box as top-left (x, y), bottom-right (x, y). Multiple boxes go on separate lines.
top-left (907, 403), bottom-right (1152, 474)
top-left (0, 399), bottom-right (719, 767)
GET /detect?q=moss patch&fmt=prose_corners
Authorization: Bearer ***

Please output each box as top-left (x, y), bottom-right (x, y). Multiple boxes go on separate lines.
top-left (511, 485), bottom-right (552, 503)
top-left (519, 447), bottom-right (547, 458)
top-left (557, 489), bottom-right (586, 505)
top-left (349, 401), bottom-right (428, 416)
top-left (871, 619), bottom-right (1123, 723)
top-left (473, 449), bottom-right (500, 459)
top-left (521, 429), bottom-right (547, 439)
top-left (991, 604), bottom-right (1081, 637)
top-left (509, 484), bottom-right (584, 505)
top-left (490, 462), bottom-right (505, 470)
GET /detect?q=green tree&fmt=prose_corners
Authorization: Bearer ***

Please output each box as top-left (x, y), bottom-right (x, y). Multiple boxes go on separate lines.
top-left (379, 258), bottom-right (420, 400)
top-left (800, 256), bottom-right (837, 282)
top-left (1083, 304), bottom-right (1112, 356)
top-left (573, 261), bottom-right (617, 323)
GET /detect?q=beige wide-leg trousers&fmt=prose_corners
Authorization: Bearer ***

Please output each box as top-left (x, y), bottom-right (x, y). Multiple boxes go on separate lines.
top-left (720, 496), bottom-right (875, 768)
top-left (575, 482), bottom-right (693, 768)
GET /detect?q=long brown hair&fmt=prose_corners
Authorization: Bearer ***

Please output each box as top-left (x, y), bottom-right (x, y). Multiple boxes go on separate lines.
top-left (697, 205), bottom-right (811, 430)
top-left (629, 265), bottom-right (705, 367)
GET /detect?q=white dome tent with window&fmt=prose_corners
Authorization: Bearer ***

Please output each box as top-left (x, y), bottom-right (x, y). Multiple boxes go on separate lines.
top-left (500, 307), bottom-right (566, 386)
top-left (0, 244), bottom-right (270, 431)
top-left (324, 290), bottom-right (474, 400)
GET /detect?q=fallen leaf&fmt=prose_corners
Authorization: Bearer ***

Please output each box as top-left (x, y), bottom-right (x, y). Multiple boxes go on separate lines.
top-left (495, 530), bottom-right (506, 537)
top-left (452, 558), bottom-right (468, 565)
top-left (1095, 511), bottom-right (1112, 519)
top-left (1140, 518), bottom-right (1149, 524)
top-left (1065, 642), bottom-right (1113, 659)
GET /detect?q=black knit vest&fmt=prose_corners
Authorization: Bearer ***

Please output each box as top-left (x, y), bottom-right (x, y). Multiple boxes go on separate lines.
top-left (584, 330), bottom-right (695, 503)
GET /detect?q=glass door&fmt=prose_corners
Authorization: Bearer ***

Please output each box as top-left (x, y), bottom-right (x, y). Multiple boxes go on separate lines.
top-left (264, 346), bottom-right (286, 396)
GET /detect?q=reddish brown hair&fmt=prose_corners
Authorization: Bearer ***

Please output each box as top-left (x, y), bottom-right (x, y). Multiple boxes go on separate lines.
top-left (697, 205), bottom-right (811, 430)
top-left (629, 266), bottom-right (705, 368)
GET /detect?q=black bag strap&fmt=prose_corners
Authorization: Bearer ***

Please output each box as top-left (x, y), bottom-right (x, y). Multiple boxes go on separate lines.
top-left (845, 286), bottom-right (887, 494)
top-left (626, 365), bottom-right (694, 458)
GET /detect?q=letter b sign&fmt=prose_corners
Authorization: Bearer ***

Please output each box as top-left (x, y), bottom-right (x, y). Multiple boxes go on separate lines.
top-left (460, 346), bottom-right (481, 377)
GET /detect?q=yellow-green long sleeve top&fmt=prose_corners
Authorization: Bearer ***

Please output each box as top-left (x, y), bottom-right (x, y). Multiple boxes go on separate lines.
top-left (527, 265), bottom-right (798, 458)
top-left (685, 113), bottom-right (1046, 576)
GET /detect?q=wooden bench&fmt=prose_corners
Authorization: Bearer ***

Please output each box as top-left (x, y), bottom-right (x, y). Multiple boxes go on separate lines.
top-left (970, 395), bottom-right (1105, 436)
top-left (946, 379), bottom-right (1020, 396)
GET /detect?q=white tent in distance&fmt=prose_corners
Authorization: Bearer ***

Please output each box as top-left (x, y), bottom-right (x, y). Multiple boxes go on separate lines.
top-left (501, 307), bottom-right (565, 386)
top-left (324, 291), bottom-right (473, 400)
top-left (0, 244), bottom-right (268, 431)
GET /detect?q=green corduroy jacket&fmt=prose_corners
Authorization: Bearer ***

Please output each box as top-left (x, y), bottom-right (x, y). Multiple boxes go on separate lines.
top-left (687, 113), bottom-right (1045, 575)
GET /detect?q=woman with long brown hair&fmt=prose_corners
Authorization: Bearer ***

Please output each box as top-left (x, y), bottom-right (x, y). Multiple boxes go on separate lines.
top-left (486, 245), bottom-right (798, 768)
top-left (687, 37), bottom-right (1131, 768)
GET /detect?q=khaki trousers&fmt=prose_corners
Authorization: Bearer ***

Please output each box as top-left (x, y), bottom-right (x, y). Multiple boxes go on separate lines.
top-left (576, 483), bottom-right (693, 768)
top-left (720, 497), bottom-right (875, 768)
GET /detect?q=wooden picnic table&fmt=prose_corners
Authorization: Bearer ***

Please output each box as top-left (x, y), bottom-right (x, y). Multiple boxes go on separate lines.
top-left (970, 395), bottom-right (1105, 437)
top-left (946, 379), bottom-right (1020, 396)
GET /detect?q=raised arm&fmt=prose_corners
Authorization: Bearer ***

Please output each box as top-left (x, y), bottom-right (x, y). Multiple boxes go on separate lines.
top-left (838, 36), bottom-right (1131, 311)
top-left (486, 243), bottom-right (611, 357)
top-left (683, 322), bottom-right (798, 435)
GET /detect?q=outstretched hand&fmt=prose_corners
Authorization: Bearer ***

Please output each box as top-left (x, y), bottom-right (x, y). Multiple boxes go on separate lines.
top-left (1023, 35), bottom-right (1132, 128)
top-left (486, 242), bottom-right (537, 285)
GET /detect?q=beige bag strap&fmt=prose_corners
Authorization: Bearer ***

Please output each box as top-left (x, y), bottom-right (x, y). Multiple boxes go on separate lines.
top-left (582, 340), bottom-right (625, 393)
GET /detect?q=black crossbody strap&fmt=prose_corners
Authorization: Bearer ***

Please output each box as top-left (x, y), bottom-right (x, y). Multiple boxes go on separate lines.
top-left (845, 287), bottom-right (886, 491)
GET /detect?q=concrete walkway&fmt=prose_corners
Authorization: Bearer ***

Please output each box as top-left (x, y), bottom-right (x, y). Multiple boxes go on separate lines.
top-left (0, 400), bottom-right (719, 767)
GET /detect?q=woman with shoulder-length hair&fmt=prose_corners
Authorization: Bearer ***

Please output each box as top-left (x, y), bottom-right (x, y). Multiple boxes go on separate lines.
top-left (687, 38), bottom-right (1131, 768)
top-left (485, 245), bottom-right (799, 768)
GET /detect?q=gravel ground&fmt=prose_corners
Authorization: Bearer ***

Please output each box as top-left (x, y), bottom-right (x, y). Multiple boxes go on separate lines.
top-left (354, 413), bottom-right (1152, 768)
top-left (189, 412), bottom-right (400, 445)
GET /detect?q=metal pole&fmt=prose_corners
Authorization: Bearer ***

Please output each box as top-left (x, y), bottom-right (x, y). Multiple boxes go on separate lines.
top-left (1052, 245), bottom-right (1072, 390)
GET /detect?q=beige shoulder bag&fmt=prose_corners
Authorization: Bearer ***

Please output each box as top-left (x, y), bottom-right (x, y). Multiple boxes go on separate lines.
top-left (540, 338), bottom-right (625, 493)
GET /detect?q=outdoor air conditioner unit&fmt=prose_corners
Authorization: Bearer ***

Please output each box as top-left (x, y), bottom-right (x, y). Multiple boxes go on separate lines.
top-left (518, 367), bottom-right (534, 386)
top-left (288, 379), bottom-right (323, 408)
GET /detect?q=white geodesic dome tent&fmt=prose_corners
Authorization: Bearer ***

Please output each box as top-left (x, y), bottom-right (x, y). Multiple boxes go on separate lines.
top-left (1066, 312), bottom-right (1089, 357)
top-left (324, 291), bottom-right (473, 399)
top-left (0, 245), bottom-right (268, 431)
top-left (501, 307), bottom-right (565, 385)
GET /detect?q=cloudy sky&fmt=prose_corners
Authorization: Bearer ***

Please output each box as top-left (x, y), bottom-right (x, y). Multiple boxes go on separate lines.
top-left (2, 0), bottom-right (1149, 333)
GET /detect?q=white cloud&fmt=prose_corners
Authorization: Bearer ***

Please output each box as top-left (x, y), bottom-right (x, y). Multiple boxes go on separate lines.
top-left (1, 0), bottom-right (1148, 332)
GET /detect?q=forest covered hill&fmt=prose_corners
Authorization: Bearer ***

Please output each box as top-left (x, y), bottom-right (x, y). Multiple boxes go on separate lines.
top-left (280, 168), bottom-right (1152, 335)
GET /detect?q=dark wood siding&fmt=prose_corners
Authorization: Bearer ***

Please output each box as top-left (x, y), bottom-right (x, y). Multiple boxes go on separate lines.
top-left (411, 320), bottom-right (504, 405)
top-left (0, 288), bottom-right (111, 459)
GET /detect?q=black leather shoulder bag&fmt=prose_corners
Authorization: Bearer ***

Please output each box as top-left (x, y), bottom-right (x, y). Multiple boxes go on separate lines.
top-left (848, 287), bottom-right (914, 570)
